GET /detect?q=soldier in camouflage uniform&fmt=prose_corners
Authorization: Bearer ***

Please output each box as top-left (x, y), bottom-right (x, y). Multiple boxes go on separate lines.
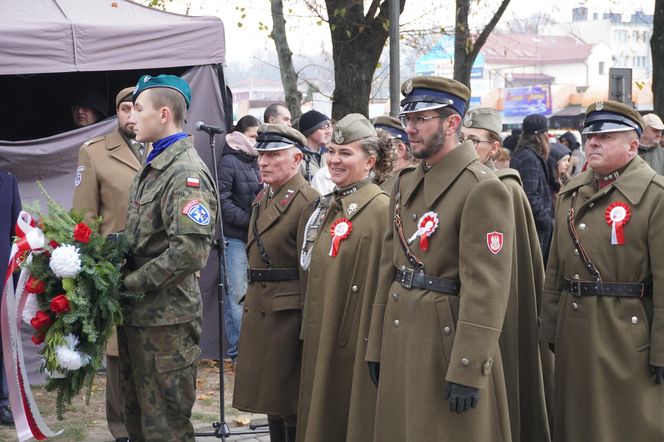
top-left (119, 75), bottom-right (217, 442)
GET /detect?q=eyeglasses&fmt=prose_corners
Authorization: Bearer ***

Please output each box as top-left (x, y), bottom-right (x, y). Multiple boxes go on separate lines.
top-left (461, 138), bottom-right (493, 148)
top-left (399, 114), bottom-right (445, 128)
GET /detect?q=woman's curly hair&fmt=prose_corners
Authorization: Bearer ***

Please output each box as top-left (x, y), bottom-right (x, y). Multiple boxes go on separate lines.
top-left (360, 131), bottom-right (397, 185)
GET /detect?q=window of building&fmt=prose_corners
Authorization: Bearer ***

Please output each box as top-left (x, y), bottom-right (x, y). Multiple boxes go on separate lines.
top-left (599, 61), bottom-right (605, 75)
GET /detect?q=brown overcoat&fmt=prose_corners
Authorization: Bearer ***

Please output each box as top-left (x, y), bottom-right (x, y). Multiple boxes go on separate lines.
top-left (296, 180), bottom-right (389, 442)
top-left (541, 155), bottom-right (664, 442)
top-left (366, 141), bottom-right (514, 442)
top-left (72, 127), bottom-right (147, 355)
top-left (495, 167), bottom-right (552, 442)
top-left (232, 173), bottom-right (318, 415)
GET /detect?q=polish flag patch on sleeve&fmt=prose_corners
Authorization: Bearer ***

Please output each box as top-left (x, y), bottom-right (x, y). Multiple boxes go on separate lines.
top-left (186, 177), bottom-right (200, 188)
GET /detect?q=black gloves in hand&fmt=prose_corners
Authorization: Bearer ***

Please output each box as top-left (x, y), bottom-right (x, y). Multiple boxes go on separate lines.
top-left (444, 382), bottom-right (480, 414)
top-left (368, 362), bottom-right (380, 387)
top-left (652, 365), bottom-right (664, 384)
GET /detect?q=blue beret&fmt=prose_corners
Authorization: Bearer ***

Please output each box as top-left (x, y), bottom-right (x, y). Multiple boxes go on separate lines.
top-left (133, 74), bottom-right (191, 109)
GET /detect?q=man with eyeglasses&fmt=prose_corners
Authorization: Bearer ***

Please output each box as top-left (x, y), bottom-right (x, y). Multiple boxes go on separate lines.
top-left (366, 77), bottom-right (515, 441)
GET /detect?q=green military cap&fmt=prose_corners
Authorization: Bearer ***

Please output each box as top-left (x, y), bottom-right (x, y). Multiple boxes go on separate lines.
top-left (400, 75), bottom-right (471, 116)
top-left (133, 74), bottom-right (192, 109)
top-left (255, 123), bottom-right (307, 151)
top-left (463, 107), bottom-right (502, 136)
top-left (332, 113), bottom-right (377, 145)
top-left (583, 100), bottom-right (644, 137)
top-left (115, 86), bottom-right (135, 108)
top-left (373, 115), bottom-right (410, 144)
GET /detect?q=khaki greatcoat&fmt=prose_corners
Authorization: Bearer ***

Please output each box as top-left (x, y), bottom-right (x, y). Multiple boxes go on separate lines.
top-left (366, 141), bottom-right (514, 442)
top-left (541, 155), bottom-right (664, 442)
top-left (296, 180), bottom-right (389, 442)
top-left (72, 127), bottom-right (148, 355)
top-left (233, 173), bottom-right (318, 416)
top-left (495, 167), bottom-right (552, 442)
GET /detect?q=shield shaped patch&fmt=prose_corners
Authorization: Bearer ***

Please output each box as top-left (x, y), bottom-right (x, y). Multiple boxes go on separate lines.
top-left (486, 231), bottom-right (503, 255)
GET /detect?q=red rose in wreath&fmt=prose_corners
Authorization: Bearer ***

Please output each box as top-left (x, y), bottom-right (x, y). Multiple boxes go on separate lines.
top-left (30, 310), bottom-right (52, 330)
top-left (73, 222), bottom-right (92, 243)
top-left (31, 332), bottom-right (45, 345)
top-left (50, 294), bottom-right (71, 314)
top-left (26, 276), bottom-right (46, 294)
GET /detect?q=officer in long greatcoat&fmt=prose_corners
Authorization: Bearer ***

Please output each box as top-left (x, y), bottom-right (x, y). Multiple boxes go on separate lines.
top-left (297, 114), bottom-right (390, 442)
top-left (366, 77), bottom-right (514, 442)
top-left (232, 125), bottom-right (318, 442)
top-left (540, 101), bottom-right (664, 442)
top-left (462, 107), bottom-right (552, 442)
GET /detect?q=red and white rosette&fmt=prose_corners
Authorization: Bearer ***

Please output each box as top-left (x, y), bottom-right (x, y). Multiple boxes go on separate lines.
top-left (329, 218), bottom-right (352, 257)
top-left (408, 212), bottom-right (439, 251)
top-left (2, 211), bottom-right (62, 441)
top-left (605, 201), bottom-right (630, 245)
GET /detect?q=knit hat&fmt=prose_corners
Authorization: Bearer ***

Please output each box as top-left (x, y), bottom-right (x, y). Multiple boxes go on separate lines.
top-left (299, 110), bottom-right (331, 137)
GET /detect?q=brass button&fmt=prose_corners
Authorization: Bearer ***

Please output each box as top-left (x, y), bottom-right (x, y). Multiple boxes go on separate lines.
top-left (412, 213), bottom-right (418, 221)
top-left (244, 307), bottom-right (249, 313)
top-left (578, 223), bottom-right (586, 231)
top-left (401, 265), bottom-right (406, 271)
top-left (589, 202), bottom-right (595, 208)
top-left (574, 248), bottom-right (579, 256)
top-left (632, 316), bottom-right (639, 324)
top-left (572, 302), bottom-right (578, 310)
top-left (461, 358), bottom-right (470, 366)
top-left (392, 293), bottom-right (399, 301)
top-left (394, 320), bottom-right (400, 328)
top-left (482, 358), bottom-right (493, 375)
top-left (573, 274), bottom-right (580, 280)
top-left (351, 285), bottom-right (358, 292)
top-left (443, 326), bottom-right (451, 335)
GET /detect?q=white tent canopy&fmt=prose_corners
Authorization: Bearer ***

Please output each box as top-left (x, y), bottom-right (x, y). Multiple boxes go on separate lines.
top-left (0, 0), bottom-right (225, 74)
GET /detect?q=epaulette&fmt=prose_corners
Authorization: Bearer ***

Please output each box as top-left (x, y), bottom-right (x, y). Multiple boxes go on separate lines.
top-left (83, 135), bottom-right (106, 147)
top-left (254, 186), bottom-right (268, 204)
top-left (651, 174), bottom-right (664, 190)
top-left (300, 185), bottom-right (320, 203)
top-left (466, 161), bottom-right (497, 181)
top-left (495, 167), bottom-right (522, 186)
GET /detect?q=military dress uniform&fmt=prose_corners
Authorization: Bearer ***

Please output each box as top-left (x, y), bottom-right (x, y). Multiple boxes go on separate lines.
top-left (119, 75), bottom-right (217, 442)
top-left (366, 78), bottom-right (514, 442)
top-left (463, 108), bottom-right (552, 442)
top-left (541, 102), bottom-right (664, 442)
top-left (232, 125), bottom-right (319, 441)
top-left (297, 115), bottom-right (389, 442)
top-left (72, 86), bottom-right (149, 442)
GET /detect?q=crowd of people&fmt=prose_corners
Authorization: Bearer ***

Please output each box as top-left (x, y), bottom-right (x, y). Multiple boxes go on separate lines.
top-left (2, 71), bottom-right (664, 442)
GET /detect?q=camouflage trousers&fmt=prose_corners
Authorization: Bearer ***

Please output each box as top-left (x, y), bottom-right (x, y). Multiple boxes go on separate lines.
top-left (118, 319), bottom-right (202, 442)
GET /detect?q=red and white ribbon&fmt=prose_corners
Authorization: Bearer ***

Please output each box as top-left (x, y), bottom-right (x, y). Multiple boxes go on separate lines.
top-left (2, 211), bottom-right (61, 440)
top-left (605, 202), bottom-right (630, 245)
top-left (329, 218), bottom-right (352, 257)
top-left (408, 212), bottom-right (439, 252)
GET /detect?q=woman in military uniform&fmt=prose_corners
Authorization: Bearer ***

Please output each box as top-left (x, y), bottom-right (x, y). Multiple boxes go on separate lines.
top-left (232, 125), bottom-right (318, 442)
top-left (297, 114), bottom-right (391, 442)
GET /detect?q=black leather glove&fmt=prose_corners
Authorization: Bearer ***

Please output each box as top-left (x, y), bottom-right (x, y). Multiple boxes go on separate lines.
top-left (548, 342), bottom-right (555, 354)
top-left (368, 362), bottom-right (380, 387)
top-left (652, 365), bottom-right (664, 384)
top-left (444, 382), bottom-right (480, 414)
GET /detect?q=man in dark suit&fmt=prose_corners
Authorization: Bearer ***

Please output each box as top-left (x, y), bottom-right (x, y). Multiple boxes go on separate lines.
top-left (0, 169), bottom-right (21, 426)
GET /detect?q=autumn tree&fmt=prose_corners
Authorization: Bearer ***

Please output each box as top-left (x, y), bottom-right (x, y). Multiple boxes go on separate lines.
top-left (271, 0), bottom-right (304, 120)
top-left (652, 0), bottom-right (664, 116)
top-left (453, 0), bottom-right (511, 88)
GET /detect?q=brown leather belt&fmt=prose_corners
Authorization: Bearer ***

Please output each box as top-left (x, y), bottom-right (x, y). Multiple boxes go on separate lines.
top-left (248, 267), bottom-right (299, 283)
top-left (395, 267), bottom-right (461, 295)
top-left (125, 254), bottom-right (152, 271)
top-left (567, 280), bottom-right (652, 298)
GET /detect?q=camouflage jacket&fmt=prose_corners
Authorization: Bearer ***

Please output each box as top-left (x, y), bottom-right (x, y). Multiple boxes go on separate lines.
top-left (123, 136), bottom-right (217, 326)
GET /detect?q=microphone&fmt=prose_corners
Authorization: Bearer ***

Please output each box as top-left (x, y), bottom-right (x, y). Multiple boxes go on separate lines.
top-left (195, 121), bottom-right (224, 135)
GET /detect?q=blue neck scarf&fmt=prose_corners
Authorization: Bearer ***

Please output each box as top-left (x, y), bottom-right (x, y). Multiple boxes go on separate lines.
top-left (146, 132), bottom-right (188, 164)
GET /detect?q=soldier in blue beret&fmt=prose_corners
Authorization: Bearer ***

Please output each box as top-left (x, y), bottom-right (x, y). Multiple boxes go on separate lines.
top-left (118, 74), bottom-right (217, 442)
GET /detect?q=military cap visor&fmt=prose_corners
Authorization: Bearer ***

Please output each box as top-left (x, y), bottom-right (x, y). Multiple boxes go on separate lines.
top-left (255, 132), bottom-right (301, 151)
top-left (582, 111), bottom-right (643, 136)
top-left (400, 88), bottom-right (461, 115)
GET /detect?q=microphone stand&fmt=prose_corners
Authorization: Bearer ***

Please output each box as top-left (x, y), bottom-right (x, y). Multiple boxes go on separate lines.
top-left (195, 131), bottom-right (269, 440)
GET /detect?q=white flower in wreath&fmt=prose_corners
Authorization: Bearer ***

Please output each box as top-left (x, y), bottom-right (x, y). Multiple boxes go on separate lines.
top-left (49, 244), bottom-right (82, 278)
top-left (42, 358), bottom-right (66, 379)
top-left (55, 334), bottom-right (91, 371)
top-left (21, 293), bottom-right (40, 325)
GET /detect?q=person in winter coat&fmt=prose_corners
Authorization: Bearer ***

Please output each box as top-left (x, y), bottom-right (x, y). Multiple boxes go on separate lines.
top-left (217, 115), bottom-right (261, 364)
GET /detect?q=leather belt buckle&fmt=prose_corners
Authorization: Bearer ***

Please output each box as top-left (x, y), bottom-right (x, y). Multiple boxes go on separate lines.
top-left (570, 280), bottom-right (582, 297)
top-left (399, 267), bottom-right (414, 289)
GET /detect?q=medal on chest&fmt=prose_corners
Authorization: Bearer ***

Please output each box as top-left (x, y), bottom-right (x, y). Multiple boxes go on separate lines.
top-left (329, 218), bottom-right (352, 257)
top-left (605, 201), bottom-right (630, 245)
top-left (408, 212), bottom-right (439, 251)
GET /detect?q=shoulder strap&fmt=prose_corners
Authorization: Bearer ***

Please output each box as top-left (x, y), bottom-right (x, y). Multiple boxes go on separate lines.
top-left (567, 191), bottom-right (601, 283)
top-left (394, 174), bottom-right (426, 271)
top-left (251, 202), bottom-right (272, 267)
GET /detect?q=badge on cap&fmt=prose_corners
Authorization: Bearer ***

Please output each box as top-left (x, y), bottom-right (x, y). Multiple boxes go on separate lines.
top-left (186, 177), bottom-right (200, 188)
top-left (463, 113), bottom-right (473, 127)
top-left (487, 231), bottom-right (504, 255)
top-left (596, 101), bottom-right (604, 111)
top-left (329, 218), bottom-right (352, 257)
top-left (403, 79), bottom-right (413, 94)
top-left (605, 201), bottom-right (630, 245)
top-left (408, 212), bottom-right (439, 251)
top-left (333, 128), bottom-right (344, 144)
top-left (182, 199), bottom-right (210, 226)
